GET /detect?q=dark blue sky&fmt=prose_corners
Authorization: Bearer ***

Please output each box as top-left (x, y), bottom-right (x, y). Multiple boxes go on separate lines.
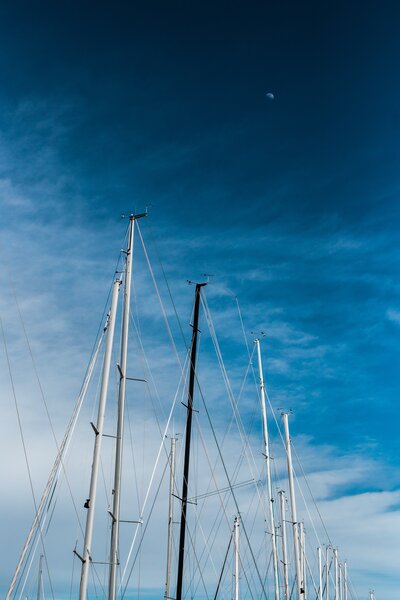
top-left (2, 1), bottom-right (399, 443)
top-left (1, 0), bottom-right (399, 229)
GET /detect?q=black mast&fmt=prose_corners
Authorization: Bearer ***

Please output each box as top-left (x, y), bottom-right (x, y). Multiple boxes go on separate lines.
top-left (175, 282), bottom-right (206, 600)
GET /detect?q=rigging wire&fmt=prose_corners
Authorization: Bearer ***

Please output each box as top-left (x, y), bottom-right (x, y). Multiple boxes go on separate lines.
top-left (128, 310), bottom-right (168, 448)
top-left (183, 345), bottom-right (256, 531)
top-left (186, 362), bottom-right (270, 596)
top-left (302, 540), bottom-right (319, 598)
top-left (189, 479), bottom-right (258, 502)
top-left (292, 442), bottom-right (332, 546)
top-left (120, 454), bottom-right (169, 599)
top-left (186, 381), bottom-right (268, 599)
top-left (69, 544), bottom-right (77, 600)
top-left (200, 410), bottom-right (267, 598)
top-left (126, 397), bottom-right (143, 516)
top-left (136, 221), bottom-right (184, 374)
top-left (118, 353), bottom-right (190, 591)
top-left (201, 293), bottom-right (270, 520)
top-left (235, 296), bottom-right (251, 359)
top-left (176, 509), bottom-right (212, 600)
top-left (1, 318), bottom-right (55, 600)
top-left (213, 532), bottom-right (232, 600)
top-left (146, 220), bottom-right (189, 350)
top-left (186, 436), bottom-right (241, 599)
top-left (191, 371), bottom-right (269, 599)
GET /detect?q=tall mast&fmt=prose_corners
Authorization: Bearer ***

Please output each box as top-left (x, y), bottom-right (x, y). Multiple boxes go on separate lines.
top-left (79, 276), bottom-right (121, 599)
top-left (333, 548), bottom-right (338, 600)
top-left (300, 521), bottom-right (308, 598)
top-left (36, 554), bottom-right (43, 600)
top-left (282, 412), bottom-right (303, 600)
top-left (233, 516), bottom-right (240, 600)
top-left (108, 212), bottom-right (146, 600)
top-left (299, 522), bottom-right (305, 598)
top-left (175, 283), bottom-right (206, 600)
top-left (279, 490), bottom-right (289, 600)
top-left (165, 436), bottom-right (177, 600)
top-left (318, 547), bottom-right (323, 600)
top-left (326, 546), bottom-right (330, 600)
top-left (343, 562), bottom-right (348, 600)
top-left (255, 339), bottom-right (279, 600)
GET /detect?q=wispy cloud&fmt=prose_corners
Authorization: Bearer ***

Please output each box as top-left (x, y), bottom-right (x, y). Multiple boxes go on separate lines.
top-left (386, 308), bottom-right (400, 324)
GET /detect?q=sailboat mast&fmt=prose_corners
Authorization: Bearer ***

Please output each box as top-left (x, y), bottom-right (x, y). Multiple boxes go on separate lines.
top-left (334, 548), bottom-right (339, 600)
top-left (233, 516), bottom-right (240, 600)
top-left (36, 554), bottom-right (43, 600)
top-left (300, 522), bottom-right (306, 598)
top-left (175, 282), bottom-right (206, 600)
top-left (343, 561), bottom-right (348, 600)
top-left (282, 412), bottom-right (303, 600)
top-left (165, 436), bottom-right (177, 600)
top-left (108, 212), bottom-right (145, 600)
top-left (79, 276), bottom-right (121, 600)
top-left (318, 546), bottom-right (323, 600)
top-left (326, 546), bottom-right (330, 600)
top-left (279, 490), bottom-right (289, 600)
top-left (255, 339), bottom-right (279, 600)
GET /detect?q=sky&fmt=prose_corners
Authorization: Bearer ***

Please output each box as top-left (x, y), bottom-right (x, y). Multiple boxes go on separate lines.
top-left (0, 1), bottom-right (399, 599)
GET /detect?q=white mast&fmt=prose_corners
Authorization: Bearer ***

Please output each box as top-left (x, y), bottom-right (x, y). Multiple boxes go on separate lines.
top-left (279, 490), bottom-right (289, 600)
top-left (79, 276), bottom-right (121, 599)
top-left (333, 548), bottom-right (339, 600)
top-left (339, 563), bottom-right (343, 600)
top-left (326, 546), bottom-right (330, 600)
top-left (299, 522), bottom-right (305, 598)
top-left (282, 412), bottom-right (303, 600)
top-left (233, 516), bottom-right (240, 600)
top-left (318, 547), bottom-right (323, 600)
top-left (36, 554), bottom-right (43, 600)
top-left (369, 591), bottom-right (375, 600)
top-left (165, 436), bottom-right (176, 600)
top-left (255, 339), bottom-right (279, 600)
top-left (343, 562), bottom-right (348, 600)
top-left (109, 212), bottom-right (145, 600)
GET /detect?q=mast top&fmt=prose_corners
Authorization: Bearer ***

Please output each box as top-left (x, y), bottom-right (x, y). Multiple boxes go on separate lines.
top-left (187, 280), bottom-right (208, 288)
top-left (121, 209), bottom-right (148, 220)
top-left (253, 332), bottom-right (267, 343)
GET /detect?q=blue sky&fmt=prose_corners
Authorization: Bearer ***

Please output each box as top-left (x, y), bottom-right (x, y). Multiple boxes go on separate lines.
top-left (0, 1), bottom-right (399, 599)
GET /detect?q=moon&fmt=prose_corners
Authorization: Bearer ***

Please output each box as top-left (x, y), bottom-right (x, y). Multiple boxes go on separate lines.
top-left (265, 92), bottom-right (274, 100)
